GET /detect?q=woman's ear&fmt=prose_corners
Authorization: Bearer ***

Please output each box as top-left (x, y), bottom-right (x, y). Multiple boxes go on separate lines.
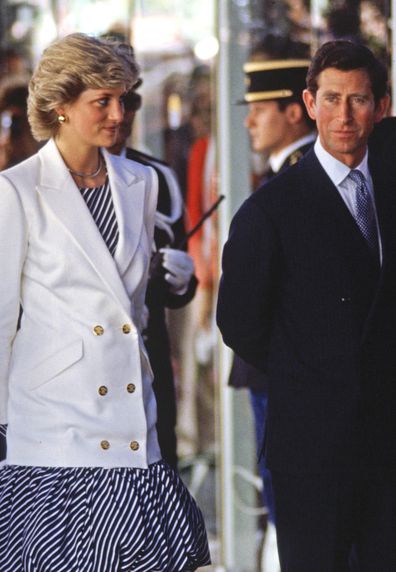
top-left (55, 106), bottom-right (67, 124)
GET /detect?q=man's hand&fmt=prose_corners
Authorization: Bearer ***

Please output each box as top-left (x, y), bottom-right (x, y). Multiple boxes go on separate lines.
top-left (160, 248), bottom-right (195, 294)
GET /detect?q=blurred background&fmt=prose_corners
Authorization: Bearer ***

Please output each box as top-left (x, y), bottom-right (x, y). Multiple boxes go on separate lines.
top-left (0, 1), bottom-right (392, 570)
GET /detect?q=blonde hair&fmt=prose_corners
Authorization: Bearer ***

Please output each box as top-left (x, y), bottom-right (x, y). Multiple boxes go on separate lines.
top-left (28, 33), bottom-right (139, 141)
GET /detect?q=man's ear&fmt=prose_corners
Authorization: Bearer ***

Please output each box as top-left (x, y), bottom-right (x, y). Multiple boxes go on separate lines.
top-left (302, 89), bottom-right (316, 121)
top-left (285, 102), bottom-right (304, 125)
top-left (374, 93), bottom-right (390, 123)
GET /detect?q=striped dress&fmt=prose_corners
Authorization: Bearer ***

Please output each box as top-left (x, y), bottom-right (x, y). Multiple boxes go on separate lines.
top-left (0, 177), bottom-right (211, 572)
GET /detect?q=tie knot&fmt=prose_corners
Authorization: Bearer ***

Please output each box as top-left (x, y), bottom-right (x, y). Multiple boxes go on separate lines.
top-left (349, 169), bottom-right (366, 186)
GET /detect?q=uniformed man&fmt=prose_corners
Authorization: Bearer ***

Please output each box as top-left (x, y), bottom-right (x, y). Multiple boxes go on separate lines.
top-left (243, 59), bottom-right (316, 181)
top-left (229, 59), bottom-right (316, 571)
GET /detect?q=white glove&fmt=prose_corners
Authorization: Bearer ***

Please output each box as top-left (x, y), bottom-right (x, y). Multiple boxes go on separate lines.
top-left (160, 247), bottom-right (195, 294)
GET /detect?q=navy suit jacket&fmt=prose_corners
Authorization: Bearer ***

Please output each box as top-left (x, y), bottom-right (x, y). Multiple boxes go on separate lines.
top-left (217, 148), bottom-right (396, 476)
top-left (228, 141), bottom-right (314, 392)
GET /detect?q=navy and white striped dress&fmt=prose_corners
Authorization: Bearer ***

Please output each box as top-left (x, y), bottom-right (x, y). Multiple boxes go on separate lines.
top-left (0, 178), bottom-right (210, 572)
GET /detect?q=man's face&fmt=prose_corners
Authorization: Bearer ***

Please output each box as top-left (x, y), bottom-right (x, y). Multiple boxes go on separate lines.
top-left (303, 67), bottom-right (388, 167)
top-left (244, 100), bottom-right (290, 154)
top-left (114, 108), bottom-right (135, 148)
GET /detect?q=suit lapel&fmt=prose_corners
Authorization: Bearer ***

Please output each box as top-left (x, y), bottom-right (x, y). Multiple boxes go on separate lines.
top-left (360, 154), bottom-right (393, 340)
top-left (300, 150), bottom-right (385, 343)
top-left (102, 149), bottom-right (146, 277)
top-left (299, 149), bottom-right (379, 264)
top-left (36, 139), bottom-right (136, 313)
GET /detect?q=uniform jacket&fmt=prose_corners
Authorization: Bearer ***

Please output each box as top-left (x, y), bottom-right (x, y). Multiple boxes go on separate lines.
top-left (0, 138), bottom-right (161, 469)
top-left (217, 147), bottom-right (396, 476)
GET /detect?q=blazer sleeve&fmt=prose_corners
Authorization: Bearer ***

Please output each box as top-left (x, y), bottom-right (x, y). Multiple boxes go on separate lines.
top-left (216, 196), bottom-right (280, 372)
top-left (0, 175), bottom-right (28, 423)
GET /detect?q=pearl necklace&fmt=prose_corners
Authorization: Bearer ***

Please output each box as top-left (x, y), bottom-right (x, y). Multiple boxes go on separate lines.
top-left (68, 156), bottom-right (103, 178)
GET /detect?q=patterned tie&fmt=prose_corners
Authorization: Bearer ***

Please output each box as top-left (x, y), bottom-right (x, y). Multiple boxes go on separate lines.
top-left (348, 169), bottom-right (379, 260)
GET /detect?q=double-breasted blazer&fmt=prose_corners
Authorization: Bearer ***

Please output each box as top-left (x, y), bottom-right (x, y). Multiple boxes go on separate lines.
top-left (0, 138), bottom-right (162, 469)
top-left (217, 147), bottom-right (396, 476)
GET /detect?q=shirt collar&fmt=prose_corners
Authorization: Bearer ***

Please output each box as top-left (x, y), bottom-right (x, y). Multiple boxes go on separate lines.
top-left (269, 132), bottom-right (317, 173)
top-left (314, 138), bottom-right (370, 187)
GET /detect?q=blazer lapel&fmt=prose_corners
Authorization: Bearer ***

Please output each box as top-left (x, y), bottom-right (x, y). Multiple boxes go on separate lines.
top-left (36, 139), bottom-right (132, 313)
top-left (102, 149), bottom-right (146, 277)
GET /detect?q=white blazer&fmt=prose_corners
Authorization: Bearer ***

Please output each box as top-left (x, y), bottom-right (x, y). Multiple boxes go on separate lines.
top-left (0, 138), bottom-right (162, 468)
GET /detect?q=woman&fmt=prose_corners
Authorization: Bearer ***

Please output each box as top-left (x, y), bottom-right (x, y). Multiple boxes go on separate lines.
top-left (0, 33), bottom-right (210, 572)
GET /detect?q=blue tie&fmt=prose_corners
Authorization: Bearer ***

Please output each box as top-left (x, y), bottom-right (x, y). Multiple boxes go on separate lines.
top-left (349, 169), bottom-right (379, 260)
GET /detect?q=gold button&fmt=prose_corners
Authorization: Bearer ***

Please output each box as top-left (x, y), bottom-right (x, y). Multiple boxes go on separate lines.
top-left (93, 325), bottom-right (104, 336)
top-left (100, 440), bottom-right (110, 450)
top-left (98, 385), bottom-right (108, 396)
top-left (127, 383), bottom-right (136, 394)
top-left (122, 324), bottom-right (131, 334)
top-left (130, 440), bottom-right (139, 451)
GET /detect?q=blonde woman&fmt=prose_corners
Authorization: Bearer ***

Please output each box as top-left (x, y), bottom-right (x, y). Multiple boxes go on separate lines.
top-left (0, 33), bottom-right (210, 572)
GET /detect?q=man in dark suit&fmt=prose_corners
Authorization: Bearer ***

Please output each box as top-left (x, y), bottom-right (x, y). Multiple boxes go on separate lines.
top-left (229, 58), bottom-right (316, 569)
top-left (217, 40), bottom-right (396, 571)
top-left (109, 89), bottom-right (197, 469)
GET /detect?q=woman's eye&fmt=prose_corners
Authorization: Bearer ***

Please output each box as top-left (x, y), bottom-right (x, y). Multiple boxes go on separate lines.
top-left (97, 98), bottom-right (109, 107)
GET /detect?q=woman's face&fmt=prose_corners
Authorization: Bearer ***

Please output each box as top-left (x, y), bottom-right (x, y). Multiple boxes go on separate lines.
top-left (57, 86), bottom-right (126, 148)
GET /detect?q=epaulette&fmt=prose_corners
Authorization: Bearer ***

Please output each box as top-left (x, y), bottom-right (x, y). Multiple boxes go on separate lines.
top-left (288, 150), bottom-right (304, 166)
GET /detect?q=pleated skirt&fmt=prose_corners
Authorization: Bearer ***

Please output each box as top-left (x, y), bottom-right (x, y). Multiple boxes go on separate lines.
top-left (0, 461), bottom-right (211, 572)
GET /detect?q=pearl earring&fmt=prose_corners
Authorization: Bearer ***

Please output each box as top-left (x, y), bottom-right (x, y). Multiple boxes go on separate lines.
top-left (58, 115), bottom-right (66, 123)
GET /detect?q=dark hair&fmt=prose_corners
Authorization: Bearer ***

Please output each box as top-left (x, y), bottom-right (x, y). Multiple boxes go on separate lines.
top-left (306, 40), bottom-right (388, 103)
top-left (0, 83), bottom-right (29, 113)
top-left (123, 90), bottom-right (142, 112)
